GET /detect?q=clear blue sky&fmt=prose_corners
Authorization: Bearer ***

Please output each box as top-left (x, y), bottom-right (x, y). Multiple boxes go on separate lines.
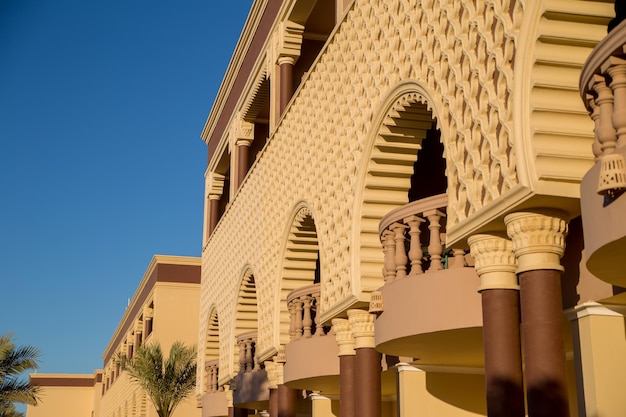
top-left (0, 0), bottom-right (252, 377)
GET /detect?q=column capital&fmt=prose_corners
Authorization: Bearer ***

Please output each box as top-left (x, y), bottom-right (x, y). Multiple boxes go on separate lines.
top-left (332, 318), bottom-right (355, 356)
top-left (225, 386), bottom-right (233, 407)
top-left (264, 360), bottom-right (279, 389)
top-left (347, 309), bottom-right (376, 349)
top-left (468, 234), bottom-right (519, 291)
top-left (504, 210), bottom-right (568, 274)
top-left (275, 20), bottom-right (304, 65)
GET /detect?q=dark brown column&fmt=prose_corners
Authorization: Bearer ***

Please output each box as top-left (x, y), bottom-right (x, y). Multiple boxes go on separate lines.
top-left (279, 61), bottom-right (294, 115)
top-left (482, 289), bottom-right (525, 417)
top-left (269, 388), bottom-right (278, 417)
top-left (505, 211), bottom-right (570, 417)
top-left (237, 143), bottom-right (250, 190)
top-left (339, 355), bottom-right (356, 417)
top-left (469, 234), bottom-right (525, 417)
top-left (355, 347), bottom-right (381, 417)
top-left (228, 407), bottom-right (234, 417)
top-left (348, 309), bottom-right (381, 417)
top-left (333, 318), bottom-right (356, 417)
top-left (209, 197), bottom-right (220, 236)
top-left (277, 384), bottom-right (297, 417)
top-left (519, 269), bottom-right (569, 417)
top-left (233, 407), bottom-right (249, 417)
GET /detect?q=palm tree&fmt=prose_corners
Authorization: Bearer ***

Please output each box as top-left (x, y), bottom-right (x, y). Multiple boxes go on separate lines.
top-left (0, 333), bottom-right (41, 417)
top-left (117, 341), bottom-right (196, 417)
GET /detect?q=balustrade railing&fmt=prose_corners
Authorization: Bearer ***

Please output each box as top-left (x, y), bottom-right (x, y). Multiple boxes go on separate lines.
top-left (204, 359), bottom-right (221, 393)
top-left (286, 283), bottom-right (327, 341)
top-left (236, 331), bottom-right (260, 374)
top-left (580, 20), bottom-right (626, 195)
top-left (378, 194), bottom-right (467, 284)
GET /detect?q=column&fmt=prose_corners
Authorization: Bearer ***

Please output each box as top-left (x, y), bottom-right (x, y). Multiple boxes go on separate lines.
top-left (468, 234), bottom-right (525, 417)
top-left (234, 118), bottom-right (254, 190)
top-left (395, 363), bottom-right (424, 417)
top-left (273, 349), bottom-right (296, 417)
top-left (567, 302), bottom-right (626, 416)
top-left (347, 309), bottom-right (380, 417)
top-left (206, 172), bottom-right (226, 237)
top-left (309, 392), bottom-right (336, 417)
top-left (265, 360), bottom-right (279, 417)
top-left (505, 210), bottom-right (569, 417)
top-left (332, 318), bottom-right (356, 417)
top-left (276, 21), bottom-right (304, 115)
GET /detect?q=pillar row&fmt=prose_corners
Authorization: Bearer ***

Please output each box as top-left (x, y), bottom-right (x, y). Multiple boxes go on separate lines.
top-left (505, 210), bottom-right (570, 417)
top-left (468, 234), bottom-right (525, 417)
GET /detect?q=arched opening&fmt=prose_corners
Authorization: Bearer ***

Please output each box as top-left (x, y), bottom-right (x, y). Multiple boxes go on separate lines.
top-left (358, 90), bottom-right (446, 293)
top-left (277, 205), bottom-right (322, 349)
top-left (204, 308), bottom-right (220, 393)
top-left (234, 270), bottom-right (259, 374)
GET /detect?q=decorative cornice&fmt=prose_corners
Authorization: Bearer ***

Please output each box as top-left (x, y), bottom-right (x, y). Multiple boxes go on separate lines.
top-left (332, 318), bottom-right (355, 356)
top-left (467, 234), bottom-right (519, 291)
top-left (347, 309), bottom-right (375, 349)
top-left (504, 210), bottom-right (568, 273)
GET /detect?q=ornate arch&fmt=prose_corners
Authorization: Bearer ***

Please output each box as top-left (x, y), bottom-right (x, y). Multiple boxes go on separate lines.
top-left (351, 81), bottom-right (443, 303)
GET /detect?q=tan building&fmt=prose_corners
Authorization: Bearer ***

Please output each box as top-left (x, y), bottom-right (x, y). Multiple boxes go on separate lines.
top-left (27, 255), bottom-right (201, 417)
top-left (198, 1), bottom-right (626, 417)
top-left (27, 373), bottom-right (103, 417)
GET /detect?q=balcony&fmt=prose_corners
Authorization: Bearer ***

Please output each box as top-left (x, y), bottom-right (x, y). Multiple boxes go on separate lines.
top-left (201, 359), bottom-right (228, 417)
top-left (373, 194), bottom-right (484, 368)
top-left (579, 18), bottom-right (626, 287)
top-left (231, 332), bottom-right (269, 409)
top-left (283, 283), bottom-right (340, 394)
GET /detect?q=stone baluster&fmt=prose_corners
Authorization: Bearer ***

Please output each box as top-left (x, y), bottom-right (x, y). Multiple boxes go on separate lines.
top-left (588, 96), bottom-right (603, 160)
top-left (390, 223), bottom-right (409, 280)
top-left (238, 339), bottom-right (246, 374)
top-left (425, 209), bottom-right (445, 271)
top-left (590, 74), bottom-right (617, 155)
top-left (288, 300), bottom-right (297, 340)
top-left (302, 296), bottom-right (313, 338)
top-left (405, 215), bottom-right (424, 276)
top-left (606, 58), bottom-right (626, 148)
top-left (449, 248), bottom-right (466, 268)
top-left (294, 298), bottom-right (303, 340)
top-left (245, 339), bottom-right (254, 372)
top-left (313, 292), bottom-right (324, 337)
top-left (381, 230), bottom-right (396, 283)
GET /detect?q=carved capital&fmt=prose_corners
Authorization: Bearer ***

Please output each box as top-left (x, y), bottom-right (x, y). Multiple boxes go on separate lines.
top-left (264, 360), bottom-right (278, 389)
top-left (332, 318), bottom-right (355, 356)
top-left (272, 352), bottom-right (285, 385)
top-left (225, 386), bottom-right (233, 407)
top-left (504, 210), bottom-right (568, 274)
top-left (276, 20), bottom-right (304, 64)
top-left (467, 234), bottom-right (518, 291)
top-left (235, 117), bottom-right (254, 147)
top-left (208, 173), bottom-right (226, 197)
top-left (347, 309), bottom-right (376, 349)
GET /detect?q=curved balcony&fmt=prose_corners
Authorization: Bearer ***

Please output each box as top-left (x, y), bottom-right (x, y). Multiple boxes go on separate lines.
top-left (283, 283), bottom-right (340, 394)
top-left (231, 331), bottom-right (269, 409)
top-left (373, 195), bottom-right (484, 368)
top-left (579, 18), bottom-right (626, 288)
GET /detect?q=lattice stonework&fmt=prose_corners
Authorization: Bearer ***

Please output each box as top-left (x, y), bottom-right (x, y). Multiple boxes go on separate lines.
top-left (198, 0), bottom-right (606, 383)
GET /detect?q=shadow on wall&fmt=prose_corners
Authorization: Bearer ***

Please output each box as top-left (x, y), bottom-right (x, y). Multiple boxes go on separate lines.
top-left (425, 372), bottom-right (486, 415)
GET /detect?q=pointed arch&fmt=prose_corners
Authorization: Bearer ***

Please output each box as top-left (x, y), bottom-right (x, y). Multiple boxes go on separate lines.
top-left (271, 201), bottom-right (322, 355)
top-left (351, 81), bottom-right (445, 301)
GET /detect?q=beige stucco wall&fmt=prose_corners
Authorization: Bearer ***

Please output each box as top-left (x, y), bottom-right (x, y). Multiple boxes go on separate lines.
top-left (26, 376), bottom-right (95, 417)
top-left (199, 0), bottom-right (613, 388)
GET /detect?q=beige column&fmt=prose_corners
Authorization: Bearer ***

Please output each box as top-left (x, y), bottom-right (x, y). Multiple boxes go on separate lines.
top-left (468, 234), bottom-right (525, 417)
top-left (395, 363), bottom-right (424, 417)
top-left (309, 392), bottom-right (337, 417)
top-left (332, 318), bottom-right (356, 417)
top-left (505, 210), bottom-right (569, 417)
top-left (567, 302), bottom-right (626, 416)
top-left (348, 309), bottom-right (380, 417)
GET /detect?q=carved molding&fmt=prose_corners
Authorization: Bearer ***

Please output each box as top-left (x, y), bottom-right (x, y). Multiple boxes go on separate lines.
top-left (467, 234), bottom-right (518, 291)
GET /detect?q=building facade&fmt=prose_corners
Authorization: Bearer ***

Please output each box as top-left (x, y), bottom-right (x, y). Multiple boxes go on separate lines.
top-left (198, 1), bottom-right (626, 417)
top-left (26, 255), bottom-right (202, 417)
